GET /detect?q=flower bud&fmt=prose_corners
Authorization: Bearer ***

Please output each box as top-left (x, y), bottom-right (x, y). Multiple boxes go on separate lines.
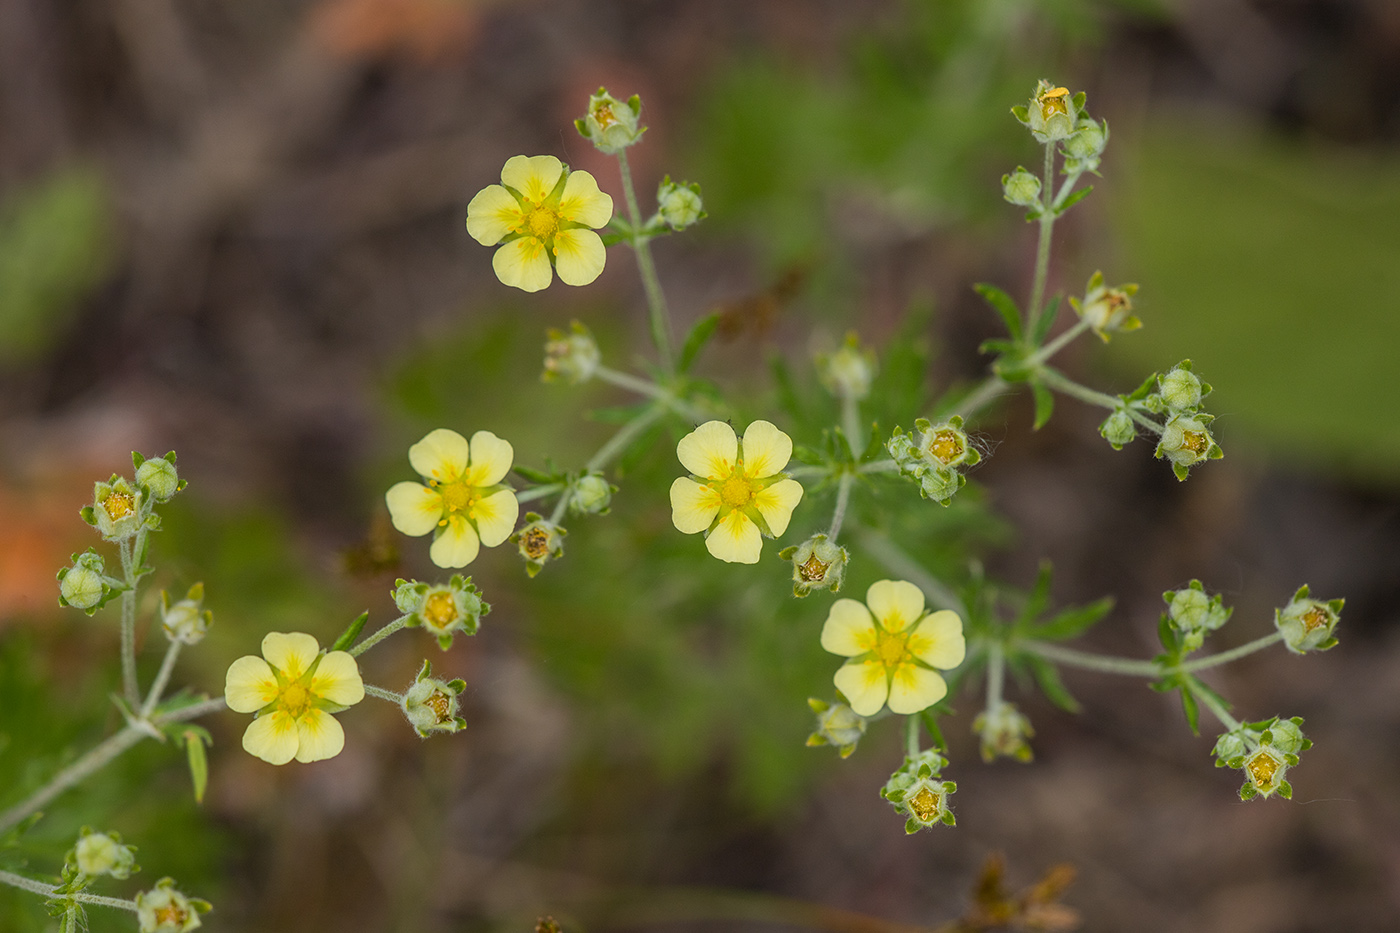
top-left (816, 332), bottom-right (876, 402)
top-left (1214, 716), bottom-right (1310, 800)
top-left (401, 660), bottom-right (466, 737)
top-left (1001, 167), bottom-right (1042, 208)
top-left (1158, 365), bottom-right (1204, 412)
top-left (58, 550), bottom-right (109, 612)
top-left (394, 575), bottom-right (487, 650)
top-left (880, 750), bottom-right (956, 832)
top-left (805, 697), bottom-right (866, 758)
top-left (89, 475), bottom-right (142, 541)
top-left (542, 321), bottom-right (601, 384)
top-left (780, 533), bottom-right (849, 597)
top-left (1062, 118), bottom-right (1109, 173)
top-left (574, 87), bottom-right (644, 155)
top-left (973, 703), bottom-right (1035, 763)
top-left (134, 452), bottom-right (182, 501)
top-left (656, 176), bottom-right (705, 230)
top-left (1155, 412), bottom-right (1222, 481)
top-left (1162, 580), bottom-right (1231, 652)
top-left (1069, 271), bottom-right (1140, 341)
top-left (569, 472), bottom-right (614, 515)
top-left (513, 513), bottom-right (566, 577)
top-left (135, 878), bottom-right (210, 932)
top-left (1274, 585), bottom-right (1342, 654)
top-left (916, 417), bottom-right (977, 469)
top-left (1098, 408), bottom-right (1136, 450)
top-left (161, 583), bottom-right (211, 645)
top-left (1013, 80), bottom-right (1082, 143)
top-left (74, 828), bottom-right (137, 879)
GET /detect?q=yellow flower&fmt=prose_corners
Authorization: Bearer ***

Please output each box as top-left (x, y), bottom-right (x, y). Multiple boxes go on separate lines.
top-left (820, 580), bottom-right (965, 716)
top-left (669, 420), bottom-right (804, 564)
top-left (385, 428), bottom-right (520, 568)
top-left (466, 155), bottom-right (613, 292)
top-left (224, 632), bottom-right (365, 765)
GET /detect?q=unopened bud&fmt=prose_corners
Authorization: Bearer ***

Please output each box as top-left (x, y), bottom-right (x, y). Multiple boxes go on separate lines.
top-left (542, 321), bottom-right (601, 384)
top-left (656, 176), bottom-right (705, 230)
top-left (575, 87), bottom-right (644, 155)
top-left (1001, 167), bottom-right (1042, 208)
top-left (1275, 585), bottom-right (1342, 654)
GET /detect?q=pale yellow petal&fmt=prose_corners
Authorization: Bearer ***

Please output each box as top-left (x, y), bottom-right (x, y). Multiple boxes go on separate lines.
top-left (262, 632), bottom-right (321, 680)
top-left (493, 237), bottom-right (553, 292)
top-left (243, 710), bottom-right (299, 765)
top-left (552, 229), bottom-right (606, 286)
top-left (472, 489), bottom-right (519, 547)
top-left (887, 664), bottom-right (948, 714)
top-left (386, 481), bottom-right (442, 536)
top-left (408, 428), bottom-right (470, 482)
top-left (751, 478), bottom-right (803, 537)
top-left (740, 420), bottom-right (793, 478)
top-left (557, 170), bottom-right (613, 228)
top-left (310, 651), bottom-right (364, 706)
top-left (820, 599), bottom-right (877, 657)
top-left (677, 420), bottom-right (737, 480)
top-left (500, 155), bottom-right (563, 203)
top-left (866, 579), bottom-right (926, 633)
top-left (465, 184), bottom-right (523, 245)
top-left (704, 510), bottom-right (762, 564)
top-left (464, 430), bottom-right (513, 486)
top-left (834, 659), bottom-right (889, 717)
top-left (670, 477), bottom-right (721, 534)
top-left (908, 610), bottom-right (966, 670)
top-left (294, 709), bottom-right (346, 763)
top-left (430, 515), bottom-right (479, 568)
top-left (224, 655), bottom-right (278, 713)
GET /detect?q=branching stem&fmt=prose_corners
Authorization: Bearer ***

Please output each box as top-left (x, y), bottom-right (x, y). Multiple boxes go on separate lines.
top-left (139, 640), bottom-right (182, 718)
top-left (616, 149), bottom-right (673, 373)
top-left (0, 870), bottom-right (137, 912)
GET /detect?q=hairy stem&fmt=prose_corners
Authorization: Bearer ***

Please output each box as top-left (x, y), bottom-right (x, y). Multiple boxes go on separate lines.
top-left (0, 870), bottom-right (137, 912)
top-left (986, 641), bottom-right (1005, 712)
top-left (349, 614), bottom-right (411, 658)
top-left (139, 640), bottom-right (182, 718)
top-left (1022, 641), bottom-right (1160, 677)
top-left (905, 714), bottom-right (920, 758)
top-left (364, 684), bottom-right (404, 704)
top-left (827, 472), bottom-right (854, 541)
top-left (1036, 367), bottom-right (1162, 433)
top-left (515, 483), bottom-right (564, 504)
top-left (1189, 677), bottom-right (1241, 732)
top-left (616, 149), bottom-right (673, 372)
top-left (1178, 632), bottom-right (1284, 673)
top-left (1026, 317), bottom-right (1091, 366)
top-left (1025, 142), bottom-right (1057, 338)
top-left (117, 538), bottom-right (139, 708)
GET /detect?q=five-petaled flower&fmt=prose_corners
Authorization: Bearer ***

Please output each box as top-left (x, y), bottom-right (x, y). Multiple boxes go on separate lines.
top-left (224, 632), bottom-right (365, 765)
top-left (669, 420), bottom-right (804, 564)
top-left (466, 155), bottom-right (613, 292)
top-left (386, 428), bottom-right (520, 568)
top-left (820, 580), bottom-right (965, 716)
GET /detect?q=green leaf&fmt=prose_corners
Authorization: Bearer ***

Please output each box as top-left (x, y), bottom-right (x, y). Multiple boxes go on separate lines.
top-left (1022, 561), bottom-right (1053, 624)
top-left (184, 728), bottom-right (211, 803)
top-left (1031, 380), bottom-right (1054, 430)
top-left (331, 611), bottom-right (368, 652)
top-left (770, 354), bottom-right (809, 428)
top-left (678, 312), bottom-right (721, 373)
top-left (919, 709), bottom-right (948, 752)
top-left (1034, 597), bottom-right (1114, 641)
top-left (974, 283), bottom-right (1022, 340)
top-left (1032, 295), bottom-right (1061, 346)
top-left (1179, 687), bottom-right (1200, 735)
top-left (512, 465), bottom-right (557, 484)
top-left (1055, 185), bottom-right (1094, 216)
top-left (1025, 654), bottom-right (1081, 713)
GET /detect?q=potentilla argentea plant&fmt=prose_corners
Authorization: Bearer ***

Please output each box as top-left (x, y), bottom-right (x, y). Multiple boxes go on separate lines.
top-left (1, 80), bottom-right (1346, 929)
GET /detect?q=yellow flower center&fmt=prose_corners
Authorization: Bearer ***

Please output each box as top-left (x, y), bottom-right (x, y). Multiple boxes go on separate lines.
top-left (1301, 606), bottom-right (1330, 632)
top-left (928, 430), bottom-right (964, 465)
top-left (527, 206), bottom-right (559, 241)
top-left (873, 626), bottom-right (911, 669)
top-left (1038, 86), bottom-right (1070, 119)
top-left (592, 102), bottom-right (617, 128)
top-left (104, 492), bottom-right (135, 520)
top-left (719, 473), bottom-right (757, 509)
top-left (1247, 751), bottom-right (1279, 788)
top-left (423, 591), bottom-right (458, 628)
top-left (154, 904), bottom-right (188, 927)
top-left (1182, 430), bottom-right (1209, 456)
top-left (522, 526), bottom-right (551, 559)
top-left (279, 681), bottom-right (312, 717)
top-left (908, 786), bottom-right (940, 822)
top-left (799, 554), bottom-right (830, 582)
top-left (425, 690), bottom-right (452, 723)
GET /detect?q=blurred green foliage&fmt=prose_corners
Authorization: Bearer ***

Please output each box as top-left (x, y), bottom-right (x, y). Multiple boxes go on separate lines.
top-left (0, 167), bottom-right (114, 366)
top-left (1114, 125), bottom-right (1400, 479)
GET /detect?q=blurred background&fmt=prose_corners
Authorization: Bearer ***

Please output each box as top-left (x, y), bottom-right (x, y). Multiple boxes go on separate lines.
top-left (2, 0), bottom-right (1399, 930)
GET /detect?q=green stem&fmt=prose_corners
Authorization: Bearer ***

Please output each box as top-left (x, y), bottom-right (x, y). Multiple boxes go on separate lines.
top-left (827, 472), bottom-right (854, 541)
top-left (905, 714), bottom-right (920, 758)
top-left (1188, 677), bottom-right (1241, 731)
top-left (1177, 632), bottom-right (1284, 673)
top-left (1025, 142), bottom-right (1057, 338)
top-left (1036, 367), bottom-right (1163, 434)
top-left (616, 149), bottom-right (673, 373)
top-left (349, 614), bottom-right (410, 658)
top-left (117, 538), bottom-right (139, 708)
top-left (0, 870), bottom-right (137, 912)
top-left (139, 640), bottom-right (182, 719)
top-left (944, 375), bottom-right (1010, 423)
top-left (986, 641), bottom-right (1005, 711)
top-left (1022, 641), bottom-right (1160, 677)
top-left (364, 684), bottom-right (404, 704)
top-left (855, 530), bottom-right (966, 616)
top-left (586, 404), bottom-right (666, 473)
top-left (840, 393), bottom-right (863, 457)
top-left (515, 483), bottom-right (563, 504)
top-left (1026, 317), bottom-right (1091, 365)
top-left (594, 365), bottom-right (668, 399)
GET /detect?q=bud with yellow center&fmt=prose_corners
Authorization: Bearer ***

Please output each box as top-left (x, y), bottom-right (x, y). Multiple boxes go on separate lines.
top-left (806, 697), bottom-right (866, 757)
top-left (1214, 716), bottom-right (1310, 801)
top-left (1275, 585), bottom-right (1343, 654)
top-left (780, 533), bottom-right (849, 596)
top-left (575, 87), bottom-right (645, 155)
top-left (135, 877), bottom-right (210, 933)
top-left (1069, 271), bottom-right (1140, 342)
top-left (87, 475), bottom-right (144, 540)
top-left (393, 575), bottom-right (488, 650)
top-left (881, 749), bottom-right (957, 832)
top-left (401, 660), bottom-right (467, 737)
top-left (1012, 80), bottom-right (1084, 143)
top-left (1155, 412), bottom-right (1223, 481)
top-left (512, 513), bottom-right (567, 577)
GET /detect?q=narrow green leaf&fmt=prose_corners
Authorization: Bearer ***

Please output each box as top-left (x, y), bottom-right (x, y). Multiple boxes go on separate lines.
top-left (331, 611), bottom-right (369, 652)
top-left (1035, 597), bottom-right (1115, 641)
top-left (919, 709), bottom-right (948, 752)
top-left (1032, 295), bottom-right (1061, 346)
top-left (1055, 186), bottom-right (1094, 216)
top-left (512, 465), bottom-right (556, 484)
top-left (1179, 687), bottom-right (1200, 735)
top-left (1031, 380), bottom-right (1054, 430)
top-left (1026, 654), bottom-right (1081, 713)
top-left (1022, 561), bottom-right (1053, 624)
top-left (974, 283), bottom-right (1023, 340)
top-left (678, 312), bottom-right (721, 373)
top-left (184, 729), bottom-right (210, 804)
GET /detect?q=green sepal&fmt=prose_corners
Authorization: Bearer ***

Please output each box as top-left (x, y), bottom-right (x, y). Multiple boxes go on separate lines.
top-left (1071, 91), bottom-right (1087, 111)
top-left (331, 611), bottom-right (369, 652)
top-left (940, 810), bottom-right (956, 826)
top-left (79, 506), bottom-right (96, 526)
top-left (678, 312), bottom-right (721, 373)
top-left (1277, 780), bottom-right (1293, 799)
top-left (1031, 380), bottom-right (1054, 430)
top-left (1239, 782), bottom-right (1257, 801)
top-left (437, 634), bottom-right (453, 651)
top-left (973, 283), bottom-right (1022, 341)
top-left (919, 709), bottom-right (948, 752)
top-left (182, 727), bottom-right (213, 804)
top-left (1172, 461), bottom-right (1190, 482)
top-left (904, 818), bottom-right (919, 834)
top-left (1011, 104), bottom-right (1029, 123)
top-left (131, 451), bottom-right (146, 469)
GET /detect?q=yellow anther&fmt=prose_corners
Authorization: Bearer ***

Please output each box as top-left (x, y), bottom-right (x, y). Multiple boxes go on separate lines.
top-left (104, 492), bottom-right (135, 521)
top-left (1247, 751), bottom-right (1279, 788)
top-left (425, 690), bottom-right (452, 722)
top-left (799, 554), bottom-right (830, 582)
top-left (928, 430), bottom-right (965, 465)
top-left (423, 591), bottom-right (458, 627)
top-left (1182, 431), bottom-right (1209, 456)
top-left (719, 474), bottom-right (755, 509)
top-left (908, 786), bottom-right (940, 822)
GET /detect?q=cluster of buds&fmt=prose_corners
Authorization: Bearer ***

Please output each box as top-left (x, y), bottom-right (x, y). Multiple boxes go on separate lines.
top-left (401, 660), bottom-right (467, 737)
top-left (656, 176), bottom-right (706, 231)
top-left (1146, 362), bottom-right (1223, 481)
top-left (393, 575), bottom-right (488, 650)
top-left (514, 513), bottom-right (567, 577)
top-left (973, 703), bottom-right (1035, 763)
top-left (805, 696), bottom-right (866, 758)
top-left (160, 583), bottom-right (212, 645)
top-left (56, 549), bottom-right (124, 614)
top-left (1275, 585), bottom-right (1343, 654)
top-left (135, 877), bottom-right (210, 932)
top-left (1213, 716), bottom-right (1310, 801)
top-left (1162, 580), bottom-right (1231, 653)
top-left (69, 827), bottom-right (138, 880)
top-left (881, 749), bottom-right (957, 833)
top-left (779, 533), bottom-right (848, 597)
top-left (1069, 271), bottom-right (1140, 343)
top-left (886, 416), bottom-right (980, 505)
top-left (542, 321), bottom-right (601, 384)
top-left (575, 87), bottom-right (644, 155)
top-left (815, 332), bottom-right (876, 402)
